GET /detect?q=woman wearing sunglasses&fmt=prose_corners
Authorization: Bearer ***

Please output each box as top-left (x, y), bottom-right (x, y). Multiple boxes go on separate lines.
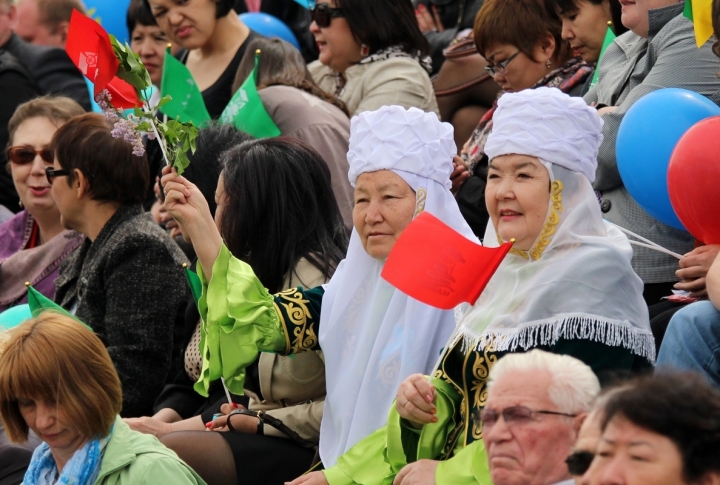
top-left (0, 96), bottom-right (85, 313)
top-left (144, 0), bottom-right (260, 119)
top-left (454, 0), bottom-right (592, 237)
top-left (308, 0), bottom-right (438, 116)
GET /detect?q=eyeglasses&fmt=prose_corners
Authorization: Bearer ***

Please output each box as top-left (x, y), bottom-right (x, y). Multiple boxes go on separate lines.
top-left (473, 405), bottom-right (577, 429)
top-left (45, 167), bottom-right (69, 184)
top-left (485, 51), bottom-right (521, 76)
top-left (566, 450), bottom-right (595, 476)
top-left (311, 3), bottom-right (344, 28)
top-left (7, 146), bottom-right (54, 165)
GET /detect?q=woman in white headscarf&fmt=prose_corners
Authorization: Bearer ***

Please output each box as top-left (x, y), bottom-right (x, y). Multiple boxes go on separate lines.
top-left (295, 87), bottom-right (654, 485)
top-left (160, 105), bottom-right (477, 472)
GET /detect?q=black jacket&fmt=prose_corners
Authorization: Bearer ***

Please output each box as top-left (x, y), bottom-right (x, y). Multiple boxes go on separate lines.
top-left (55, 205), bottom-right (190, 417)
top-left (0, 49), bottom-right (39, 213)
top-left (2, 33), bottom-right (91, 111)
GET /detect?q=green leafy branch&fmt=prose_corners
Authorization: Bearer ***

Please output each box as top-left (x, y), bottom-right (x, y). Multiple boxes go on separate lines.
top-left (107, 35), bottom-right (199, 175)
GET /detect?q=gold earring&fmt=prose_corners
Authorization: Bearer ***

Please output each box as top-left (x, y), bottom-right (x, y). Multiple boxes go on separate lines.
top-left (18, 199), bottom-right (23, 208)
top-left (546, 60), bottom-right (552, 69)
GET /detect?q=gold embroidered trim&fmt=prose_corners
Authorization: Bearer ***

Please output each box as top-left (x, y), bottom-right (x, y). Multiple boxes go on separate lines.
top-left (414, 188), bottom-right (427, 218)
top-left (273, 301), bottom-right (292, 355)
top-left (275, 288), bottom-right (317, 353)
top-left (497, 180), bottom-right (564, 261)
top-left (529, 180), bottom-right (563, 260)
top-left (469, 344), bottom-right (497, 440)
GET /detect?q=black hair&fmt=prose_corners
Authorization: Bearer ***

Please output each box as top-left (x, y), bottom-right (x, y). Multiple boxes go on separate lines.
top-left (544, 0), bottom-right (628, 36)
top-left (712, 0), bottom-right (720, 58)
top-left (219, 137), bottom-right (348, 293)
top-left (127, 0), bottom-right (158, 35)
top-left (335, 0), bottom-right (429, 56)
top-left (182, 123), bottom-right (253, 217)
top-left (142, 0), bottom-right (234, 21)
top-left (601, 372), bottom-right (720, 482)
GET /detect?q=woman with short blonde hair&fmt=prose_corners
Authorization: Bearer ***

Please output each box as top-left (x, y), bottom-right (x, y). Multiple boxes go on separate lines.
top-left (0, 312), bottom-right (206, 485)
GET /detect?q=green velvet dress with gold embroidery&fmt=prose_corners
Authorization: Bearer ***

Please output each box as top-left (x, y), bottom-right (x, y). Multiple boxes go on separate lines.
top-left (195, 244), bottom-right (651, 485)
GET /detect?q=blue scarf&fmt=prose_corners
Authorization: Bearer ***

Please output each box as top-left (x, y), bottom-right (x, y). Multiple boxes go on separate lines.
top-left (24, 428), bottom-right (112, 485)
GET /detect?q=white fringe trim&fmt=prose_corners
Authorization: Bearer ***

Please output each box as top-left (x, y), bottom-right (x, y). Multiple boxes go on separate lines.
top-left (459, 312), bottom-right (656, 363)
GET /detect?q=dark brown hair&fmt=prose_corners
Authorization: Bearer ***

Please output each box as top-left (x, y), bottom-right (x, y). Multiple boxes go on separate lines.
top-left (474, 0), bottom-right (572, 63)
top-left (0, 312), bottom-right (122, 442)
top-left (49, 113), bottom-right (149, 205)
top-left (544, 0), bottom-right (627, 37)
top-left (232, 38), bottom-right (348, 116)
top-left (601, 372), bottom-right (720, 482)
top-left (335, 0), bottom-right (429, 56)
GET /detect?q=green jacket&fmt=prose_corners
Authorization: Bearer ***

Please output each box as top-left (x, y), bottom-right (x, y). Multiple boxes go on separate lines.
top-left (94, 417), bottom-right (206, 485)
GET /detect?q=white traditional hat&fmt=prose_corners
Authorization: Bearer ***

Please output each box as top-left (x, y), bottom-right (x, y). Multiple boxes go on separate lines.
top-left (347, 105), bottom-right (455, 189)
top-left (484, 87), bottom-right (604, 183)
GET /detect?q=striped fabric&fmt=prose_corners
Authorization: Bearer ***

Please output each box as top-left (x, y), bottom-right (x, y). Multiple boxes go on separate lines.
top-left (584, 3), bottom-right (720, 283)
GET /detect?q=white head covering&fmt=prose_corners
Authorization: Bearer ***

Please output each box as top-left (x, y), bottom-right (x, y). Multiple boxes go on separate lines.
top-left (318, 106), bottom-right (477, 466)
top-left (484, 86), bottom-right (603, 183)
top-left (457, 88), bottom-right (654, 362)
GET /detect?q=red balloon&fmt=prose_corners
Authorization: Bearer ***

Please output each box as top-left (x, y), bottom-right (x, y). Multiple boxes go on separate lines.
top-left (668, 116), bottom-right (720, 244)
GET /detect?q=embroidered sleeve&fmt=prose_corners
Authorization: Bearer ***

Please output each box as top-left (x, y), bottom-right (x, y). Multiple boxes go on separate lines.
top-left (195, 244), bottom-right (324, 397)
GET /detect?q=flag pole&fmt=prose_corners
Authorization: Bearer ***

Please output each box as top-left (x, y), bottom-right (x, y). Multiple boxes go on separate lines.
top-left (425, 238), bottom-right (515, 384)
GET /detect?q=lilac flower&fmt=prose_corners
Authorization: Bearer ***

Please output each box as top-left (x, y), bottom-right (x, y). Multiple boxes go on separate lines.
top-left (111, 117), bottom-right (145, 157)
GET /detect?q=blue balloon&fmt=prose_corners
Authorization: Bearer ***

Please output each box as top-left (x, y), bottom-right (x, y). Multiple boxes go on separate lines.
top-left (85, 0), bottom-right (132, 44)
top-left (239, 13), bottom-right (300, 50)
top-left (0, 304), bottom-right (31, 330)
top-left (616, 88), bottom-right (720, 230)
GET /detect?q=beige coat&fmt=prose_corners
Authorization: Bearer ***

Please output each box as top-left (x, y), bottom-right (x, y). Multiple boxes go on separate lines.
top-left (309, 57), bottom-right (439, 116)
top-left (245, 258), bottom-right (327, 441)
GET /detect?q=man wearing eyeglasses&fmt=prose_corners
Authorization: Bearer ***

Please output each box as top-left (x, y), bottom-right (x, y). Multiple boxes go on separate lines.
top-left (391, 350), bottom-right (600, 485)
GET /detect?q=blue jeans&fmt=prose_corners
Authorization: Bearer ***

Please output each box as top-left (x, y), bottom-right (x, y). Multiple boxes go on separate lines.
top-left (656, 301), bottom-right (720, 387)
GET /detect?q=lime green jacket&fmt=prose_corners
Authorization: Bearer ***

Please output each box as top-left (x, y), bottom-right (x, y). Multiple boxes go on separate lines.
top-left (94, 417), bottom-right (206, 485)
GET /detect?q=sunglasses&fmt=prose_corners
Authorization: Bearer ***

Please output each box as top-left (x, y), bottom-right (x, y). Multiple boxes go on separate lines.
top-left (566, 450), bottom-right (595, 476)
top-left (45, 167), bottom-right (70, 184)
top-left (311, 3), bottom-right (344, 28)
top-left (7, 146), bottom-right (54, 165)
top-left (473, 405), bottom-right (577, 429)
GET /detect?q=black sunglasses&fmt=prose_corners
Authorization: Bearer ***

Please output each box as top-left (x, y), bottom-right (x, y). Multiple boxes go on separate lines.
top-left (566, 450), bottom-right (595, 476)
top-left (311, 3), bottom-right (344, 28)
top-left (7, 146), bottom-right (54, 165)
top-left (45, 167), bottom-right (70, 184)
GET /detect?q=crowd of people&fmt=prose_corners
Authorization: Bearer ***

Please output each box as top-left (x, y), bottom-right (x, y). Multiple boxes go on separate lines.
top-left (1, 0), bottom-right (720, 484)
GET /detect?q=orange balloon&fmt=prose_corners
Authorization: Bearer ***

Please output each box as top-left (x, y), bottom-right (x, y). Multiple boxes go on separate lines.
top-left (668, 116), bottom-right (720, 244)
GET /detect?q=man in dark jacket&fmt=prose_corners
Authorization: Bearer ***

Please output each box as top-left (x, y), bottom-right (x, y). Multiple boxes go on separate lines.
top-left (0, 48), bottom-right (39, 213)
top-left (0, 0), bottom-right (90, 110)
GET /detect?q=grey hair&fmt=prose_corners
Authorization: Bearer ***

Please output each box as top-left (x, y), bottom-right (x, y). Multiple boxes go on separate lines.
top-left (488, 349), bottom-right (600, 414)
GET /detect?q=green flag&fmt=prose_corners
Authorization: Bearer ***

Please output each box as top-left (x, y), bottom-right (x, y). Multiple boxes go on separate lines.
top-left (26, 284), bottom-right (92, 331)
top-left (684, 0), bottom-right (694, 20)
top-left (160, 46), bottom-right (211, 125)
top-left (219, 50), bottom-right (281, 138)
top-left (184, 263), bottom-right (203, 306)
top-left (589, 22), bottom-right (617, 90)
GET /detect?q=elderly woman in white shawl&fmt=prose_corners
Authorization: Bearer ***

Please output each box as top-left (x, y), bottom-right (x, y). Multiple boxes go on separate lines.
top-left (160, 105), bottom-right (478, 470)
top-left (291, 88), bottom-right (655, 485)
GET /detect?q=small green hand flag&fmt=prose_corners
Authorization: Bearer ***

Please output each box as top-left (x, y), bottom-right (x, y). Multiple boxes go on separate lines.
top-left (219, 49), bottom-right (281, 138)
top-left (25, 283), bottom-right (93, 331)
top-left (160, 46), bottom-right (211, 125)
top-left (183, 263), bottom-right (203, 306)
top-left (589, 22), bottom-right (617, 90)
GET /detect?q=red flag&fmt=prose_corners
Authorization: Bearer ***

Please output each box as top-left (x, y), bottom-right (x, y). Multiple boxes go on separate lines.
top-left (65, 9), bottom-right (118, 95)
top-left (381, 212), bottom-right (512, 309)
top-left (106, 76), bottom-right (140, 109)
